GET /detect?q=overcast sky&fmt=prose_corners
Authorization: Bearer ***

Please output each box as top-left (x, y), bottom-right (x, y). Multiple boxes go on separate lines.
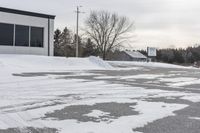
top-left (0, 0), bottom-right (200, 49)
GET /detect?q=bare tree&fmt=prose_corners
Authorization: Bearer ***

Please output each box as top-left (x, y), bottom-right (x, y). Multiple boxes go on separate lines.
top-left (85, 10), bottom-right (133, 60)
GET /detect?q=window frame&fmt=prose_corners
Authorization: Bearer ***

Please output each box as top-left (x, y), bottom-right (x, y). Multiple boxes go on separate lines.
top-left (15, 24), bottom-right (30, 47)
top-left (30, 26), bottom-right (44, 48)
top-left (0, 22), bottom-right (14, 46)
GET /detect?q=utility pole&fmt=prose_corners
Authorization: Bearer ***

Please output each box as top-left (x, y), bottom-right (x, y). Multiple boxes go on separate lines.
top-left (75, 6), bottom-right (84, 57)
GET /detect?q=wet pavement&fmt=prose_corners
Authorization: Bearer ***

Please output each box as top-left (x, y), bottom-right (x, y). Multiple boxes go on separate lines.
top-left (0, 127), bottom-right (58, 133)
top-left (44, 102), bottom-right (138, 123)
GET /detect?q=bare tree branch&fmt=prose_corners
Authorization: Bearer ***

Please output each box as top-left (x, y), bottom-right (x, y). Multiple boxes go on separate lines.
top-left (85, 10), bottom-right (134, 60)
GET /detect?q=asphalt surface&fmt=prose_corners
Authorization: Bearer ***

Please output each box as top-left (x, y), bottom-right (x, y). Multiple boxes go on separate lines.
top-left (1, 62), bottom-right (200, 133)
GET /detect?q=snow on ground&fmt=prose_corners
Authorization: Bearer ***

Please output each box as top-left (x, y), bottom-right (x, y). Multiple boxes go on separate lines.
top-left (0, 54), bottom-right (112, 83)
top-left (0, 54), bottom-right (112, 72)
top-left (159, 77), bottom-right (200, 87)
top-left (169, 79), bottom-right (200, 87)
top-left (31, 101), bottom-right (186, 133)
top-left (84, 110), bottom-right (110, 118)
top-left (159, 77), bottom-right (197, 83)
top-left (94, 76), bottom-right (116, 79)
top-left (0, 78), bottom-right (190, 132)
top-left (120, 74), bottom-right (165, 80)
top-left (0, 75), bottom-right (197, 132)
top-left (108, 61), bottom-right (194, 69)
top-left (0, 54), bottom-right (199, 133)
top-left (189, 117), bottom-right (200, 121)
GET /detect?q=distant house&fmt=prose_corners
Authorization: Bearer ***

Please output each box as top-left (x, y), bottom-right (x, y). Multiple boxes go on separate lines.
top-left (118, 51), bottom-right (147, 61)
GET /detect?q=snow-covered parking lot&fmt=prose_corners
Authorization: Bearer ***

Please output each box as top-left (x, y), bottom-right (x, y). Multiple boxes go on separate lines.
top-left (1, 55), bottom-right (200, 133)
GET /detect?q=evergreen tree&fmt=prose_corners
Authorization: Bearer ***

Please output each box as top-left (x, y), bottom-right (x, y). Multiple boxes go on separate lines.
top-left (83, 38), bottom-right (97, 57)
top-left (54, 29), bottom-right (62, 56)
top-left (56, 27), bottom-right (74, 57)
top-left (60, 27), bottom-right (72, 46)
top-left (174, 49), bottom-right (184, 64)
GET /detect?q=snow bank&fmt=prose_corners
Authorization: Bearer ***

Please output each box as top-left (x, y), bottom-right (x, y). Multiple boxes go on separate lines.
top-left (108, 61), bottom-right (194, 69)
top-left (0, 54), bottom-right (112, 71)
top-left (89, 56), bottom-right (113, 69)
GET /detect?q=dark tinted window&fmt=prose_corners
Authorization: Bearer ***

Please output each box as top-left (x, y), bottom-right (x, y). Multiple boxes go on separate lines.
top-left (15, 25), bottom-right (29, 46)
top-left (0, 23), bottom-right (14, 46)
top-left (30, 27), bottom-right (44, 47)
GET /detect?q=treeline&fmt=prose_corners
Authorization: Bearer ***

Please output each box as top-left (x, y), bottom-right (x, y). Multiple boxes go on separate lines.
top-left (140, 46), bottom-right (200, 64)
top-left (54, 27), bottom-right (200, 65)
top-left (157, 46), bottom-right (200, 64)
top-left (54, 27), bottom-right (99, 57)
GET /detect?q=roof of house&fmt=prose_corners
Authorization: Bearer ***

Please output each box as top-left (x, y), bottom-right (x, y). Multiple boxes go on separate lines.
top-left (124, 51), bottom-right (147, 59)
top-left (0, 7), bottom-right (55, 19)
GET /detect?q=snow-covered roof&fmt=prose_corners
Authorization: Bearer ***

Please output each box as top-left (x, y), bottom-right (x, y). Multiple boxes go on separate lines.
top-left (124, 51), bottom-right (147, 59)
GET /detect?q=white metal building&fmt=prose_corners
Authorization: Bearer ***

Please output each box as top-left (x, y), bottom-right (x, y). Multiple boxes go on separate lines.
top-left (0, 7), bottom-right (55, 56)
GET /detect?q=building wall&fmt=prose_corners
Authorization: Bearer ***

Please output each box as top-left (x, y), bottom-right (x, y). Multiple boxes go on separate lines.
top-left (0, 11), bottom-right (54, 56)
top-left (49, 19), bottom-right (54, 56)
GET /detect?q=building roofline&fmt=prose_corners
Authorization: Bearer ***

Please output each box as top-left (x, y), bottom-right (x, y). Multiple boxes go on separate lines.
top-left (0, 7), bottom-right (55, 19)
top-left (124, 51), bottom-right (147, 59)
